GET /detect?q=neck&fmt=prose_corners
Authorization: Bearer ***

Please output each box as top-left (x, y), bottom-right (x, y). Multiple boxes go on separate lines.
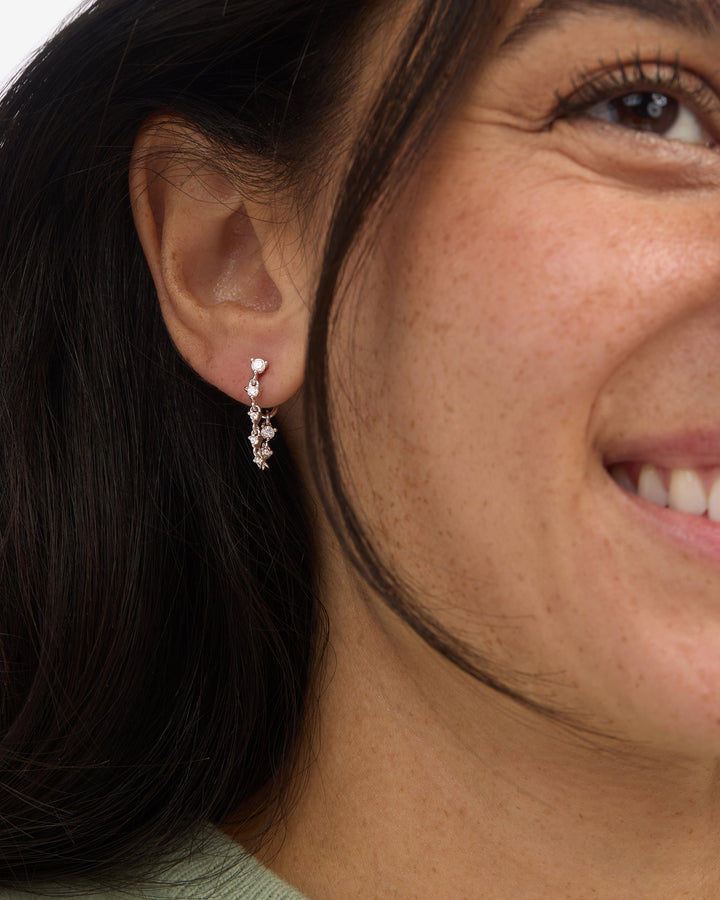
top-left (253, 579), bottom-right (720, 899)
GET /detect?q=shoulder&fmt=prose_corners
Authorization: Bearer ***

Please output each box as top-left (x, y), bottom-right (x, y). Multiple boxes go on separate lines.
top-left (0, 828), bottom-right (309, 900)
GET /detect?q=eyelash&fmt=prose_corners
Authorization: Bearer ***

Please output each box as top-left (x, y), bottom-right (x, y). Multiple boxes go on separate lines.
top-left (551, 54), bottom-right (718, 133)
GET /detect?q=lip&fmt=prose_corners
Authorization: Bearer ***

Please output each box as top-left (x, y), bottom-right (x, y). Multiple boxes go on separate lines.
top-left (605, 467), bottom-right (720, 566)
top-left (603, 430), bottom-right (720, 566)
top-left (604, 430), bottom-right (720, 470)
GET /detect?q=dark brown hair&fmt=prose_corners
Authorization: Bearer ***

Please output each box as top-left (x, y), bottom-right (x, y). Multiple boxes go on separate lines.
top-left (0, 0), bottom-right (504, 887)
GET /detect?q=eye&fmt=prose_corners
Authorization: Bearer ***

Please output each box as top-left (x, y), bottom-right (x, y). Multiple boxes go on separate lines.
top-left (586, 91), bottom-right (713, 146)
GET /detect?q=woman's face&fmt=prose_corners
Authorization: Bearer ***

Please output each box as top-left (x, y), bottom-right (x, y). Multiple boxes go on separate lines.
top-left (325, 0), bottom-right (720, 752)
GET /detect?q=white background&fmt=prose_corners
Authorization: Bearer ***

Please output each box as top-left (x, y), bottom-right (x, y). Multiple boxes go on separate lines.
top-left (2, 1), bottom-right (84, 89)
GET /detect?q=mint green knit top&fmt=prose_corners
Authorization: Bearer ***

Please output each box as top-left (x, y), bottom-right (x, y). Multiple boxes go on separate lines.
top-left (0, 828), bottom-right (309, 899)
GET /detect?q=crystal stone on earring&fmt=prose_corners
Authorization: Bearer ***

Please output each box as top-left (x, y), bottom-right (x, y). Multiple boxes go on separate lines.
top-left (249, 433), bottom-right (261, 447)
top-left (260, 446), bottom-right (273, 460)
top-left (249, 408), bottom-right (261, 422)
top-left (260, 424), bottom-right (276, 440)
top-left (246, 383), bottom-right (259, 399)
top-left (251, 358), bottom-right (267, 374)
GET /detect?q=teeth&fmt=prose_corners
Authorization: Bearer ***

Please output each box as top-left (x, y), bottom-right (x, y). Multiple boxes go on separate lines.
top-left (668, 468), bottom-right (707, 516)
top-left (638, 464), bottom-right (668, 507)
top-left (709, 480), bottom-right (720, 523)
top-left (612, 463), bottom-right (720, 522)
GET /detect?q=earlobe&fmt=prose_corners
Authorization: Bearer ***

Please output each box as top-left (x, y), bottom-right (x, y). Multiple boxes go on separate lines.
top-left (129, 117), bottom-right (307, 406)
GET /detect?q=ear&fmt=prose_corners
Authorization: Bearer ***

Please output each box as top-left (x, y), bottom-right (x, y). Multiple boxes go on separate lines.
top-left (129, 117), bottom-right (308, 406)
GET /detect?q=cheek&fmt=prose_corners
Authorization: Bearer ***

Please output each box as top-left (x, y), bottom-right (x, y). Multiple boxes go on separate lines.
top-left (328, 150), bottom-right (708, 668)
top-left (348, 158), bottom-right (686, 480)
top-left (383, 178), bottom-right (683, 414)
top-left (323, 120), bottom-right (720, 749)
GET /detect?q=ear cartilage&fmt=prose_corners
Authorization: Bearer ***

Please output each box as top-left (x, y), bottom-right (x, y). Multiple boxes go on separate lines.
top-left (245, 358), bottom-right (277, 470)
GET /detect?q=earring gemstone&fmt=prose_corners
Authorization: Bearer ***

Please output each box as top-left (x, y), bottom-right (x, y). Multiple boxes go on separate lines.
top-left (251, 358), bottom-right (267, 375)
top-left (245, 359), bottom-right (276, 471)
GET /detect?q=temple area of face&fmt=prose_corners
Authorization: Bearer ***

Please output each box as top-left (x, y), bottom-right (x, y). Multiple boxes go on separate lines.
top-left (502, 0), bottom-right (720, 51)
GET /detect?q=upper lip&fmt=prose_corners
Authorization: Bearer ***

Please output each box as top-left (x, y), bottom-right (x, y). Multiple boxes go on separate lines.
top-left (603, 430), bottom-right (720, 469)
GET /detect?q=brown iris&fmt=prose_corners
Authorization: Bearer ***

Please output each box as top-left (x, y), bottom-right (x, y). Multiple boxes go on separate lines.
top-left (609, 92), bottom-right (679, 134)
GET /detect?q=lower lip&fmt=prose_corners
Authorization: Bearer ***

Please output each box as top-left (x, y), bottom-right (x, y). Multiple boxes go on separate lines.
top-left (608, 472), bottom-right (720, 565)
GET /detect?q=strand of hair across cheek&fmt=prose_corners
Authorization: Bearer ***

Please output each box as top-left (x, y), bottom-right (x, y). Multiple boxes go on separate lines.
top-left (303, 0), bottom-right (568, 721)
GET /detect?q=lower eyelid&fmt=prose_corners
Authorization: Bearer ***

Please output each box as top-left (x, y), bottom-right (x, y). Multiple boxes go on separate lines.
top-left (551, 116), bottom-right (720, 185)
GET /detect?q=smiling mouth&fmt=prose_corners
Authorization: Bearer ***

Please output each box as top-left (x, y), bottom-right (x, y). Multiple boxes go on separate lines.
top-left (609, 462), bottom-right (720, 522)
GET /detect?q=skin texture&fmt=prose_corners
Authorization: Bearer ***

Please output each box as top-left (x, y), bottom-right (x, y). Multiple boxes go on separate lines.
top-left (133, 2), bottom-right (720, 896)
top-left (329, 3), bottom-right (720, 749)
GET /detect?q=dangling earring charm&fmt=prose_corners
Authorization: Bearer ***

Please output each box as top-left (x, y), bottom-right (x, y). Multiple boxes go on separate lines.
top-left (245, 358), bottom-right (277, 470)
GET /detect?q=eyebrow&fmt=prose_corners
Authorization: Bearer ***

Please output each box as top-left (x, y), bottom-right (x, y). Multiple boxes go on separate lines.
top-left (501, 0), bottom-right (720, 50)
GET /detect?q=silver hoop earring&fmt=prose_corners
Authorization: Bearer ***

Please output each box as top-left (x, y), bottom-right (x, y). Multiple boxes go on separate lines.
top-left (245, 358), bottom-right (277, 470)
